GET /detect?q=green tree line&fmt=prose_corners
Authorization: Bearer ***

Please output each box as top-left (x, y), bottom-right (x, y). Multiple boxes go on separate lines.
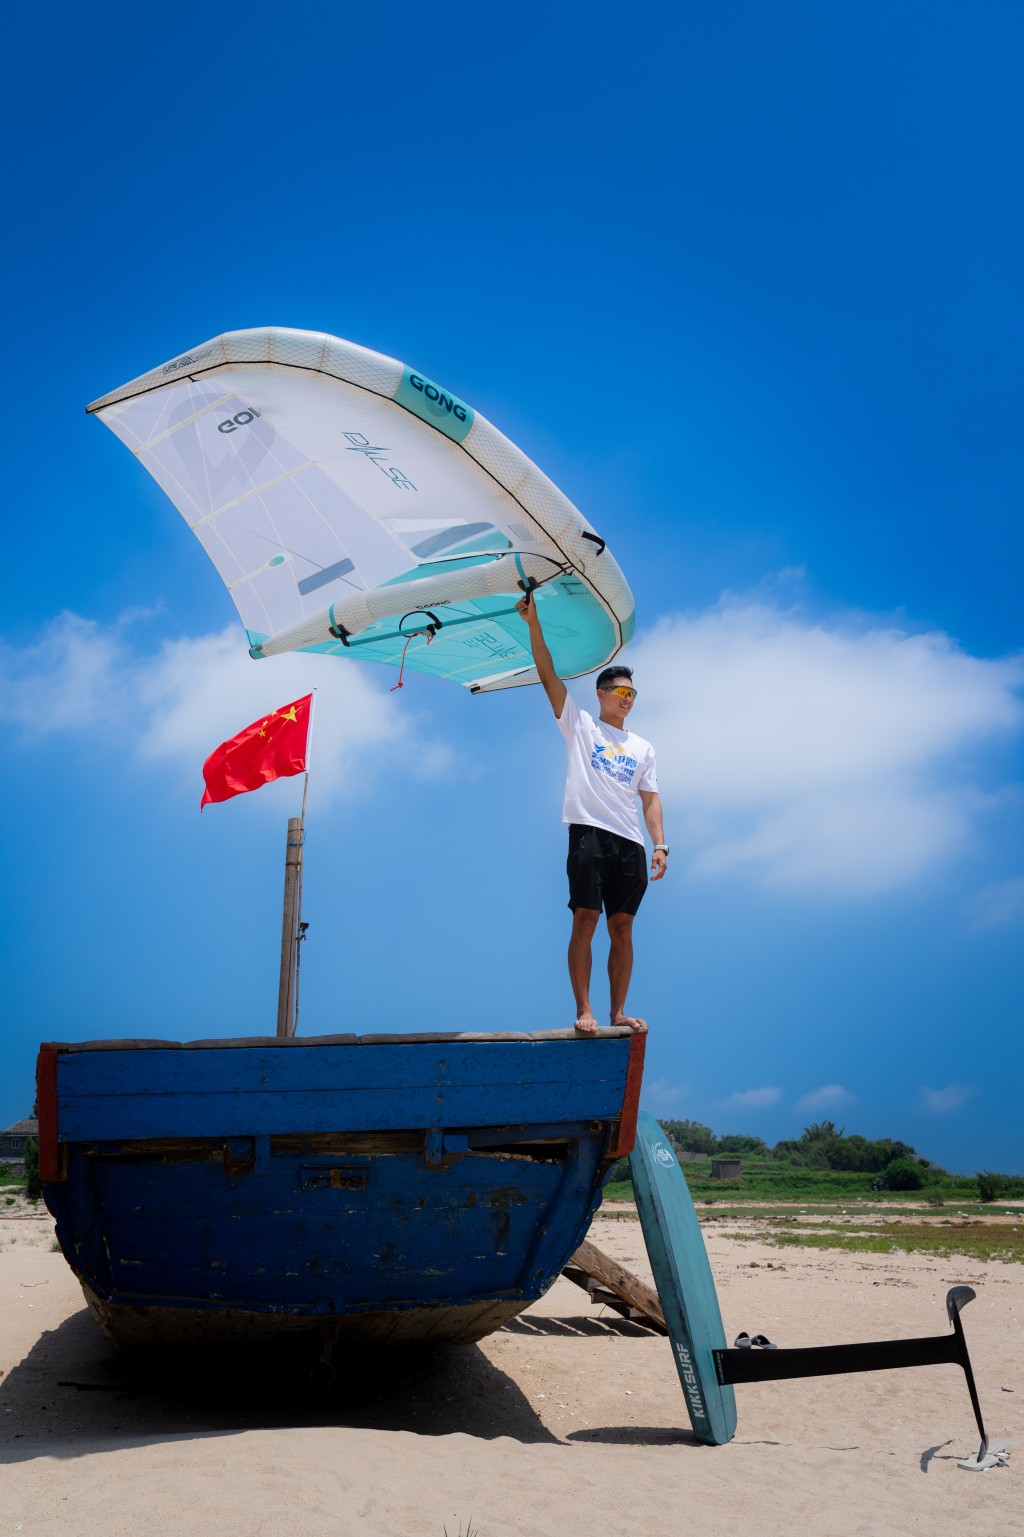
top-left (652, 1118), bottom-right (1022, 1198)
top-left (663, 1118), bottom-right (920, 1173)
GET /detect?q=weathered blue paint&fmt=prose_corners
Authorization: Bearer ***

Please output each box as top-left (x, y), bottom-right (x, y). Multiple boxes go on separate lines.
top-left (40, 1031), bottom-right (643, 1351)
top-left (52, 1039), bottom-right (628, 1143)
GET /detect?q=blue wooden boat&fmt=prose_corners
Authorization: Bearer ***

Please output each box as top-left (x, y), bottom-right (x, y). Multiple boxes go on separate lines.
top-left (36, 1029), bottom-right (644, 1353)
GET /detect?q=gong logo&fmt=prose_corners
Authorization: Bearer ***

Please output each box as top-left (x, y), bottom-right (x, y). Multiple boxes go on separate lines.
top-left (408, 374), bottom-right (468, 423)
top-left (218, 407), bottom-right (261, 434)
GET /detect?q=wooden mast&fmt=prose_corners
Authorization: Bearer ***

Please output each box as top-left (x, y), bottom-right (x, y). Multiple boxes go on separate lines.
top-left (276, 695), bottom-right (315, 1039)
top-left (276, 817), bottom-right (302, 1037)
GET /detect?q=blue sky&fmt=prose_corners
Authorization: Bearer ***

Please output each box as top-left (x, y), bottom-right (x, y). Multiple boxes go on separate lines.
top-left (2, 3), bottom-right (1021, 1173)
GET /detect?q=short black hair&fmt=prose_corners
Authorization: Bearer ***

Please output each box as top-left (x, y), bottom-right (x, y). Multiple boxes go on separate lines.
top-left (596, 665), bottom-right (633, 691)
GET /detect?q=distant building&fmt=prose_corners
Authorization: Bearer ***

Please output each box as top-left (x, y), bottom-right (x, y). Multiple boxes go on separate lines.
top-left (711, 1157), bottom-right (742, 1180)
top-left (0, 1118), bottom-right (37, 1172)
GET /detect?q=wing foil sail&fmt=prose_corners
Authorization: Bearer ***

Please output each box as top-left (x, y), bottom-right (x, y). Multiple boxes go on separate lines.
top-left (252, 552), bottom-right (566, 657)
top-left (88, 328), bottom-right (635, 692)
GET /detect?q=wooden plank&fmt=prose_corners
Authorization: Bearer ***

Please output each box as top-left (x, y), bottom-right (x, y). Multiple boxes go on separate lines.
top-left (562, 1271), bottom-right (652, 1323)
top-left (55, 1081), bottom-right (627, 1141)
top-left (565, 1236), bottom-right (667, 1333)
top-left (42, 1028), bottom-right (638, 1053)
top-left (608, 1031), bottom-right (646, 1158)
top-left (55, 1039), bottom-right (629, 1093)
top-left (53, 1039), bottom-right (632, 1142)
top-left (36, 1044), bottom-right (61, 1183)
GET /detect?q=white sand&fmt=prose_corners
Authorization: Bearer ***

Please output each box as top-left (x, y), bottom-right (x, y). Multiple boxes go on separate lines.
top-left (1, 1197), bottom-right (1019, 1536)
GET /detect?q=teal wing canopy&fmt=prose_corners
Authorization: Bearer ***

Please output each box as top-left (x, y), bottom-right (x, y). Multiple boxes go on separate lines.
top-left (88, 327), bottom-right (635, 692)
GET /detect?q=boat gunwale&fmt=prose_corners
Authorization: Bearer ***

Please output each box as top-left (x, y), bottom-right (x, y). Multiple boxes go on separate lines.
top-left (40, 1028), bottom-right (639, 1053)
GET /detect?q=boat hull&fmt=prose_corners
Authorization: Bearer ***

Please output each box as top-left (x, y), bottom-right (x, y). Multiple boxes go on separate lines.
top-left (38, 1030), bottom-right (644, 1353)
top-left (79, 1288), bottom-right (533, 1351)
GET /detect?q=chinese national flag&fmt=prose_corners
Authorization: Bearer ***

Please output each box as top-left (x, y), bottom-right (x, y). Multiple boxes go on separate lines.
top-left (201, 694), bottom-right (313, 809)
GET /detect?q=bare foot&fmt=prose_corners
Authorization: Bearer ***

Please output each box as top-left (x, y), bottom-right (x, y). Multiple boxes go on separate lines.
top-left (612, 1013), bottom-right (648, 1034)
top-left (574, 1011), bottom-right (599, 1035)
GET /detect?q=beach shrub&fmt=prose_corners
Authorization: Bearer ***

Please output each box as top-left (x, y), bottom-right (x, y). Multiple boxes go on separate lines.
top-left (715, 1134), bottom-right (769, 1155)
top-left (660, 1119), bottom-right (717, 1154)
top-left (24, 1137), bottom-right (41, 1201)
top-left (874, 1157), bottom-right (925, 1192)
top-left (772, 1128), bottom-right (925, 1174)
top-left (976, 1171), bottom-right (1003, 1203)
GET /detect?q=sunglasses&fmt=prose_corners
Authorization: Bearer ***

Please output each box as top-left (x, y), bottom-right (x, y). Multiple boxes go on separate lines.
top-left (600, 685), bottom-right (637, 701)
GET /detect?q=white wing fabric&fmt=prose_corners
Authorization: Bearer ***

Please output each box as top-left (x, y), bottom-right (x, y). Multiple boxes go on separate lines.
top-left (89, 328), bottom-right (635, 692)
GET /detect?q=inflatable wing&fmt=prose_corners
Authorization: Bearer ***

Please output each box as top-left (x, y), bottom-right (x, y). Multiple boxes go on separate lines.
top-left (88, 328), bottom-right (635, 693)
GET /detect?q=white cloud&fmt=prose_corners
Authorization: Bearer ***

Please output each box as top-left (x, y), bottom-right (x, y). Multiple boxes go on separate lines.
top-left (718, 1085), bottom-right (781, 1110)
top-left (641, 1078), bottom-right (692, 1113)
top-left (964, 877), bottom-right (1024, 933)
top-left (796, 1083), bottom-right (856, 1113)
top-left (5, 592), bottom-right (1021, 876)
top-left (0, 613), bottom-right (451, 809)
top-left (919, 1084), bottom-right (980, 1114)
top-left (0, 612), bottom-right (134, 734)
top-left (624, 594), bottom-right (1024, 895)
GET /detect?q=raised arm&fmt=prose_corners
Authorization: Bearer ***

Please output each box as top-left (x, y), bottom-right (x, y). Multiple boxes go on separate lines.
top-left (515, 592), bottom-right (567, 718)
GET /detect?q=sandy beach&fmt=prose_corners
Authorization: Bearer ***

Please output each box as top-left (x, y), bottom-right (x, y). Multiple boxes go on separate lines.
top-left (1, 1195), bottom-right (1018, 1537)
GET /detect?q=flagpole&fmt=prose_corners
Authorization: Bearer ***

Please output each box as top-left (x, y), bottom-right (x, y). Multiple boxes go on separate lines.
top-left (276, 692), bottom-right (315, 1040)
top-left (292, 770), bottom-right (310, 1035)
top-left (276, 816), bottom-right (303, 1038)
top-left (293, 689), bottom-right (315, 1033)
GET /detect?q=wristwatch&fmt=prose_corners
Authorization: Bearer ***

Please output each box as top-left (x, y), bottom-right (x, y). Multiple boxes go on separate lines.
top-left (654, 844), bottom-right (669, 855)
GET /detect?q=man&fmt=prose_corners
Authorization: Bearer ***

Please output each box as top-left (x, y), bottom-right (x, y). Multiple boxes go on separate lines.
top-left (516, 591), bottom-right (667, 1035)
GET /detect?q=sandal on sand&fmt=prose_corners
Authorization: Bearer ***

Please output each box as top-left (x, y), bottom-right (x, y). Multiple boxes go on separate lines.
top-left (733, 1331), bottom-right (777, 1350)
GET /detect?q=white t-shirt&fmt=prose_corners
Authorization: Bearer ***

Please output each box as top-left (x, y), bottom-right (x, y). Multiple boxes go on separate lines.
top-left (555, 692), bottom-right (659, 846)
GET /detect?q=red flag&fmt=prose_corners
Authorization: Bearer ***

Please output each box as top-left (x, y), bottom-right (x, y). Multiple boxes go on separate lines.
top-left (201, 694), bottom-right (313, 809)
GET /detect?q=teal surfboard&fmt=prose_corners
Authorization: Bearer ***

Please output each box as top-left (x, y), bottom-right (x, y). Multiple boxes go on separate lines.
top-left (629, 1112), bottom-right (737, 1445)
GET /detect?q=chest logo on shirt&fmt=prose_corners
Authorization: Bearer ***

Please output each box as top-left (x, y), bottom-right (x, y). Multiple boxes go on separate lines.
top-left (592, 737), bottom-right (639, 785)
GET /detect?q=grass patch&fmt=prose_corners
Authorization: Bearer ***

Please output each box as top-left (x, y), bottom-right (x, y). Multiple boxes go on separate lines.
top-left (600, 1185), bottom-right (1024, 1220)
top-left (729, 1222), bottom-right (1023, 1265)
top-left (606, 1160), bottom-right (1013, 1206)
top-left (687, 1172), bottom-right (989, 1201)
top-left (703, 1204), bottom-right (1024, 1221)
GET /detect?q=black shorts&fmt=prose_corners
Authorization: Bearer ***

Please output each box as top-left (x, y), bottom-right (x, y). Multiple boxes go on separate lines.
top-left (566, 823), bottom-right (648, 917)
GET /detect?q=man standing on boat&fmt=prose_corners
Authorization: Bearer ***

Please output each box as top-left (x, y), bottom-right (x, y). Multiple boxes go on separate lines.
top-left (516, 592), bottom-right (667, 1036)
